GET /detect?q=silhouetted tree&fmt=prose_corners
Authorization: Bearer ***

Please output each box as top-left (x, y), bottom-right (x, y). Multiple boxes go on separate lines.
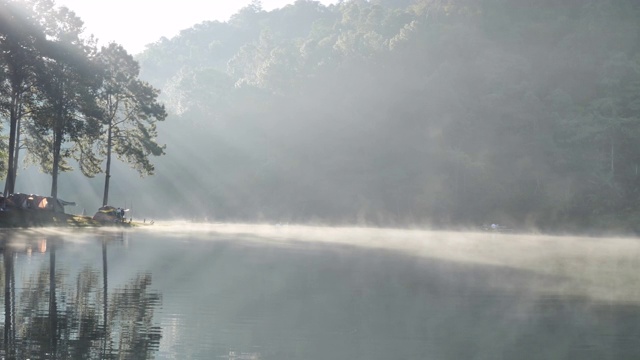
top-left (92, 43), bottom-right (166, 206)
top-left (24, 5), bottom-right (101, 204)
top-left (0, 0), bottom-right (48, 195)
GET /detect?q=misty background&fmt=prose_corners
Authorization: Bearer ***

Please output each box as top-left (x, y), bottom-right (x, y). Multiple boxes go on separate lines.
top-left (14, 0), bottom-right (640, 232)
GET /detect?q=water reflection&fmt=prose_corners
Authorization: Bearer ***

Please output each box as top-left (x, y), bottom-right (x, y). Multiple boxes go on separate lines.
top-left (1, 226), bottom-right (640, 359)
top-left (0, 232), bottom-right (162, 359)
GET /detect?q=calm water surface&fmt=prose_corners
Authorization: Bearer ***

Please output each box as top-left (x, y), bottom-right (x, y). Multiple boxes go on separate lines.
top-left (1, 224), bottom-right (640, 359)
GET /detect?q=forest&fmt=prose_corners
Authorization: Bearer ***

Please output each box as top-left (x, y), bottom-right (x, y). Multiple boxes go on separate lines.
top-left (0, 0), bottom-right (165, 211)
top-left (3, 0), bottom-right (640, 232)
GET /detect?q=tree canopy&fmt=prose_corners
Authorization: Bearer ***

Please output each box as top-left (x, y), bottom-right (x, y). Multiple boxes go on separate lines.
top-left (0, 0), bottom-right (166, 205)
top-left (133, 0), bottom-right (640, 232)
top-left (3, 0), bottom-right (640, 233)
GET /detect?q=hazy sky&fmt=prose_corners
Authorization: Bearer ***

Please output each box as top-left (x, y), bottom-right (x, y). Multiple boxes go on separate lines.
top-left (56, 0), bottom-right (339, 55)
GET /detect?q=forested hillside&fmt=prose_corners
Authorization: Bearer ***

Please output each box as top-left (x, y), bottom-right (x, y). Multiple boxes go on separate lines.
top-left (128, 0), bottom-right (640, 231)
top-left (4, 0), bottom-right (640, 232)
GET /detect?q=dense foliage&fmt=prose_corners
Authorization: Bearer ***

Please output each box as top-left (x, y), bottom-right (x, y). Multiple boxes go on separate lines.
top-left (3, 0), bottom-right (640, 232)
top-left (0, 0), bottom-right (165, 205)
top-left (131, 0), bottom-right (640, 231)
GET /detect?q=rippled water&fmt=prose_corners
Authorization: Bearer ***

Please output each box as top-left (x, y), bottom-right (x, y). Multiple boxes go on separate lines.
top-left (1, 224), bottom-right (640, 359)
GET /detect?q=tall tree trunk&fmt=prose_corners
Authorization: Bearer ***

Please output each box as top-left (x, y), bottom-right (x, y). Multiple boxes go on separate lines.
top-left (4, 93), bottom-right (18, 197)
top-left (50, 74), bottom-right (65, 208)
top-left (102, 120), bottom-right (113, 206)
top-left (51, 127), bottom-right (63, 206)
top-left (12, 116), bottom-right (22, 192)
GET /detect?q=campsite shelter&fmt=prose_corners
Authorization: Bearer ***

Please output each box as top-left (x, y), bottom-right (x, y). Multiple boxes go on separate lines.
top-left (3, 193), bottom-right (75, 213)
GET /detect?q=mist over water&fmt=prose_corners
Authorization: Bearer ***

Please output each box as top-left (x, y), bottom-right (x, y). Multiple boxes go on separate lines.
top-left (145, 223), bottom-right (640, 303)
top-left (3, 1), bottom-right (640, 358)
top-left (2, 225), bottom-right (640, 359)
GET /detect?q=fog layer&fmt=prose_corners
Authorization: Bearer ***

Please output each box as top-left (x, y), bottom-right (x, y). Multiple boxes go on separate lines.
top-left (24, 0), bottom-right (640, 232)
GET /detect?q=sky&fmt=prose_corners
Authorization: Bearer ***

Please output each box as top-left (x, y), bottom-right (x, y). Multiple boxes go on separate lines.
top-left (55, 0), bottom-right (339, 55)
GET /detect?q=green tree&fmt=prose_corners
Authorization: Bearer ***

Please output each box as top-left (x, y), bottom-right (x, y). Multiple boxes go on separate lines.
top-left (25, 5), bottom-right (101, 204)
top-left (94, 43), bottom-right (166, 206)
top-left (0, 0), bottom-right (49, 195)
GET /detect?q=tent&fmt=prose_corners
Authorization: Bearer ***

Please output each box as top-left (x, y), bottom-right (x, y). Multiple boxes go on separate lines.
top-left (4, 193), bottom-right (75, 213)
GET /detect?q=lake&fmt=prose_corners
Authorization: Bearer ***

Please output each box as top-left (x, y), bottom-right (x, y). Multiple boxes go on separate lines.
top-left (1, 223), bottom-right (640, 359)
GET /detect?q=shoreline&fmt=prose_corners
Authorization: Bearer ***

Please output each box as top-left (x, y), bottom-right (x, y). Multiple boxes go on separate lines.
top-left (0, 210), bottom-right (141, 228)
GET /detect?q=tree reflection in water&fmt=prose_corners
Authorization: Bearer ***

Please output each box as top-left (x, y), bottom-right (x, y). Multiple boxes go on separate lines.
top-left (0, 233), bottom-right (162, 359)
top-left (2, 234), bottom-right (16, 359)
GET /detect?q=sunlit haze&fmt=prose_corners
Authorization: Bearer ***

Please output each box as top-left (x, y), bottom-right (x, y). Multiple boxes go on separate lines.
top-left (5, 0), bottom-right (640, 232)
top-left (14, 224), bottom-right (640, 305)
top-left (55, 0), bottom-right (339, 54)
top-left (2, 1), bottom-right (640, 356)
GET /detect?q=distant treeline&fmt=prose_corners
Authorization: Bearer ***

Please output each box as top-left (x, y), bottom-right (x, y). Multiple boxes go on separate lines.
top-left (132, 0), bottom-right (640, 231)
top-left (11, 0), bottom-right (638, 232)
top-left (131, 0), bottom-right (640, 231)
